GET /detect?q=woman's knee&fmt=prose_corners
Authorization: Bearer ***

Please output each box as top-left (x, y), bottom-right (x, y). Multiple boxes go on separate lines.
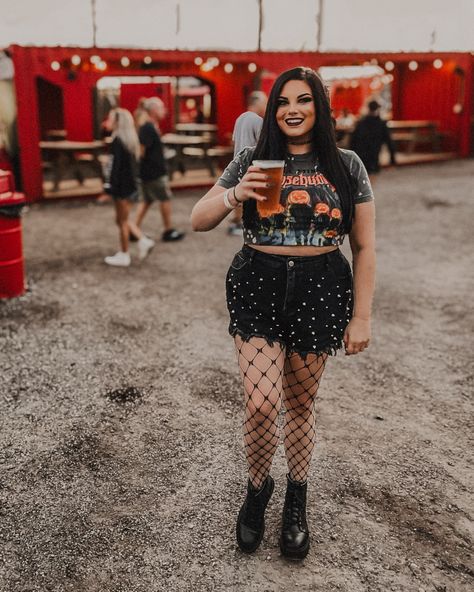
top-left (285, 391), bottom-right (316, 415)
top-left (247, 396), bottom-right (280, 427)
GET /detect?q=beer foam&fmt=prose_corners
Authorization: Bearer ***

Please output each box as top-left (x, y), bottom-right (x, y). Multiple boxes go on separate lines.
top-left (252, 160), bottom-right (285, 169)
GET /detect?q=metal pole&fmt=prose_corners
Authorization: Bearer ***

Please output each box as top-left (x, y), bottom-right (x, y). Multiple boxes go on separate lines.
top-left (316, 0), bottom-right (324, 52)
top-left (257, 0), bottom-right (263, 51)
top-left (176, 1), bottom-right (181, 37)
top-left (91, 0), bottom-right (97, 47)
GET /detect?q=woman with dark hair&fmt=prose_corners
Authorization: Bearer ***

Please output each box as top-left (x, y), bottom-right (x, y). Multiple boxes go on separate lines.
top-left (191, 67), bottom-right (375, 560)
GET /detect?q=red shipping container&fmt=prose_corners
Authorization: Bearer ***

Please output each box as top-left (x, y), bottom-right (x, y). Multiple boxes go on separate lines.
top-left (0, 170), bottom-right (26, 298)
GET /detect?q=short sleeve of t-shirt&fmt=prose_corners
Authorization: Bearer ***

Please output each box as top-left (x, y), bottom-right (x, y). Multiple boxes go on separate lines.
top-left (216, 146), bottom-right (255, 189)
top-left (340, 149), bottom-right (374, 204)
top-left (138, 122), bottom-right (155, 147)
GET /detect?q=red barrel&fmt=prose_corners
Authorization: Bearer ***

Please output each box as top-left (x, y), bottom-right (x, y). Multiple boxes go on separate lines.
top-left (0, 170), bottom-right (26, 299)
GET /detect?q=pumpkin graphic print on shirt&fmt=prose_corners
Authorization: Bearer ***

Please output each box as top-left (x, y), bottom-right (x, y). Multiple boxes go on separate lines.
top-left (217, 148), bottom-right (374, 248)
top-left (253, 168), bottom-right (343, 247)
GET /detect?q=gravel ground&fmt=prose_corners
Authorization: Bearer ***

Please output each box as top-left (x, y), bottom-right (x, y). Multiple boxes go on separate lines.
top-left (0, 159), bottom-right (473, 592)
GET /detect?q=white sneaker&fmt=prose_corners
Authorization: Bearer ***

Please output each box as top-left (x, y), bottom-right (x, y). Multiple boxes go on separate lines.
top-left (137, 236), bottom-right (155, 260)
top-left (104, 251), bottom-right (131, 267)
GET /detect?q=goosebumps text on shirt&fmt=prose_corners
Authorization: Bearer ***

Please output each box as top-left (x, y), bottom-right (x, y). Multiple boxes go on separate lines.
top-left (217, 148), bottom-right (374, 248)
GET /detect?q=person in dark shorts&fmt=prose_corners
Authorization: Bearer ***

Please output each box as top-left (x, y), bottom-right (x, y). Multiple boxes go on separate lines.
top-left (132, 97), bottom-right (184, 242)
top-left (103, 108), bottom-right (154, 267)
top-left (191, 67), bottom-right (375, 561)
top-left (350, 100), bottom-right (396, 174)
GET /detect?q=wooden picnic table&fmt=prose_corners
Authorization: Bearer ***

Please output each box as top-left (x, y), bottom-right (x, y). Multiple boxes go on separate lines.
top-left (161, 133), bottom-right (216, 176)
top-left (175, 123), bottom-right (218, 135)
top-left (387, 120), bottom-right (441, 153)
top-left (45, 129), bottom-right (68, 141)
top-left (40, 140), bottom-right (106, 190)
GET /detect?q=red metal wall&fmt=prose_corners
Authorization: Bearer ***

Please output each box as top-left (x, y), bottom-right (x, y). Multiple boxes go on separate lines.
top-left (36, 78), bottom-right (64, 137)
top-left (392, 58), bottom-right (471, 152)
top-left (9, 46), bottom-right (473, 200)
top-left (120, 82), bottom-right (174, 133)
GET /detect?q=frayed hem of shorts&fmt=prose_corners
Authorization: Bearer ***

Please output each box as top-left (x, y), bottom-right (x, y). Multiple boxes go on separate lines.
top-left (229, 328), bottom-right (343, 359)
top-left (287, 341), bottom-right (343, 360)
top-left (229, 328), bottom-right (287, 351)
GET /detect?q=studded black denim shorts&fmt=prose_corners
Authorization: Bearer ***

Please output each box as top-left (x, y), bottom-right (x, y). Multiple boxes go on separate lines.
top-left (226, 245), bottom-right (353, 357)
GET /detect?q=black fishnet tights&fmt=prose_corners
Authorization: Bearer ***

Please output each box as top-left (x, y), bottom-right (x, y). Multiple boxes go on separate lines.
top-left (283, 352), bottom-right (327, 482)
top-left (235, 336), bottom-right (327, 489)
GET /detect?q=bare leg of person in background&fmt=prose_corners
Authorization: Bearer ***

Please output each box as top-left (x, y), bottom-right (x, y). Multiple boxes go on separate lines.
top-left (130, 199), bottom-right (183, 243)
top-left (105, 200), bottom-right (154, 265)
top-left (116, 199), bottom-right (131, 254)
top-left (105, 199), bottom-right (132, 267)
top-left (129, 201), bottom-right (151, 238)
top-left (159, 200), bottom-right (172, 233)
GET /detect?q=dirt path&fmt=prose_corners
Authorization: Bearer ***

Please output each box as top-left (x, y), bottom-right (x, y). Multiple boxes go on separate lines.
top-left (1, 160), bottom-right (473, 591)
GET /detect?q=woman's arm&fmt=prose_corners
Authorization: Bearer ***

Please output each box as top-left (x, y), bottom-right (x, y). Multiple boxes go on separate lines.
top-left (344, 201), bottom-right (376, 355)
top-left (190, 166), bottom-right (269, 232)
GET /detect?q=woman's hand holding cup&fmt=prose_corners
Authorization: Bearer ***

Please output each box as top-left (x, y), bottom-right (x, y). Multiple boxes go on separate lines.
top-left (234, 166), bottom-right (270, 203)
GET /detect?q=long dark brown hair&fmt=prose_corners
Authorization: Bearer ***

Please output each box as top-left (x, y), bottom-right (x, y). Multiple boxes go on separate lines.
top-left (250, 67), bottom-right (356, 233)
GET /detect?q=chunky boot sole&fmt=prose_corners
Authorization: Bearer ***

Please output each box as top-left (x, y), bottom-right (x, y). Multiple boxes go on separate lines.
top-left (280, 536), bottom-right (310, 561)
top-left (236, 477), bottom-right (275, 554)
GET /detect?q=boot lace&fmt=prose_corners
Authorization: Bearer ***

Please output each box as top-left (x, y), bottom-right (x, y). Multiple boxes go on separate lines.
top-left (284, 490), bottom-right (305, 529)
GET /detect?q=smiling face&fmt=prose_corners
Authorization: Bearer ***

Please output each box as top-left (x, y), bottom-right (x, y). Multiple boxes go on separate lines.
top-left (276, 79), bottom-right (316, 141)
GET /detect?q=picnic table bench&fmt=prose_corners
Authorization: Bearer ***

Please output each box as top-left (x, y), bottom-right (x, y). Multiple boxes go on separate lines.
top-left (387, 120), bottom-right (442, 153)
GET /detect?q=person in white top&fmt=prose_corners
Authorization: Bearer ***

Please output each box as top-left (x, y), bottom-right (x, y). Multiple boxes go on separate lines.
top-left (228, 91), bottom-right (267, 236)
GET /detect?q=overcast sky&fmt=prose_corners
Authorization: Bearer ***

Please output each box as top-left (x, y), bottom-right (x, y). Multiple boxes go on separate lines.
top-left (0, 0), bottom-right (472, 52)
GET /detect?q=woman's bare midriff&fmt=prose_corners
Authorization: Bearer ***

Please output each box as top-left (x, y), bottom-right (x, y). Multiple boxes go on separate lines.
top-left (248, 244), bottom-right (339, 256)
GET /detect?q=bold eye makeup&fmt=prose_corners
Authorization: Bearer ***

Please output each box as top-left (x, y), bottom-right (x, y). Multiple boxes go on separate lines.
top-left (277, 93), bottom-right (313, 106)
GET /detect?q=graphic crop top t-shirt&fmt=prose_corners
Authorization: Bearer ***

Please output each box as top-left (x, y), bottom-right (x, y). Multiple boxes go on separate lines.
top-left (217, 147), bottom-right (374, 247)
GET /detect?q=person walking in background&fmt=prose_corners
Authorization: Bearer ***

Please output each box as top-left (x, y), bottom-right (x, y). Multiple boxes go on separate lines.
top-left (103, 108), bottom-right (154, 267)
top-left (350, 100), bottom-right (397, 175)
top-left (191, 67), bottom-right (375, 560)
top-left (227, 91), bottom-right (267, 236)
top-left (132, 97), bottom-right (185, 243)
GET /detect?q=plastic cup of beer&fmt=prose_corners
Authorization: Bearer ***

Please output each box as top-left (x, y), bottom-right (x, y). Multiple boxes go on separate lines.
top-left (252, 160), bottom-right (285, 217)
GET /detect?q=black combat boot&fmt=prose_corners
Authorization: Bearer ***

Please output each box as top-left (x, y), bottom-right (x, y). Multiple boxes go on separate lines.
top-left (236, 475), bottom-right (274, 553)
top-left (280, 474), bottom-right (310, 560)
